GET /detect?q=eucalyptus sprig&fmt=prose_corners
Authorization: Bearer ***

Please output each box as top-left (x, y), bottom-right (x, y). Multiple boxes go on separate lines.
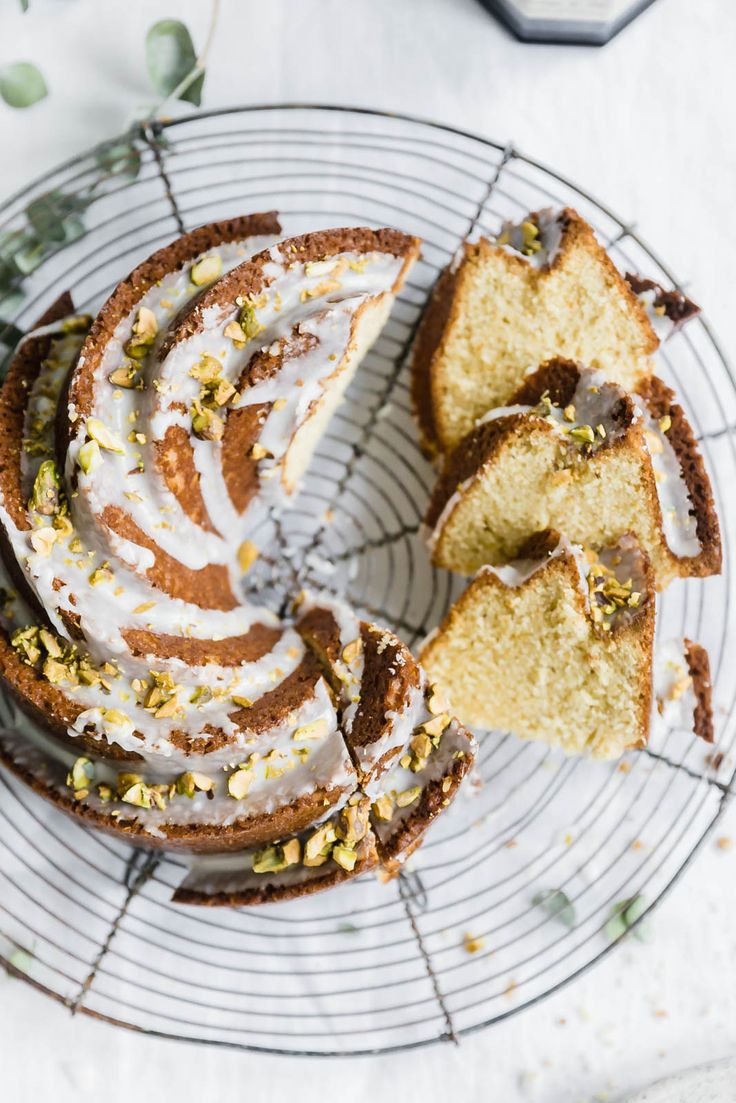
top-left (0, 0), bottom-right (221, 365)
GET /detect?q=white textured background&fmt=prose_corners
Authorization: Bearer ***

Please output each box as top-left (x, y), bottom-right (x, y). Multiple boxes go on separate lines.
top-left (0, 1), bottom-right (735, 1099)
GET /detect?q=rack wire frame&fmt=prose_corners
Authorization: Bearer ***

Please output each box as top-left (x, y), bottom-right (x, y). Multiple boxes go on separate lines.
top-left (0, 104), bottom-right (733, 1057)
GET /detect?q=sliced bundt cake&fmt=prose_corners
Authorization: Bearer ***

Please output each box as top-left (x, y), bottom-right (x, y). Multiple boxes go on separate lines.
top-left (425, 360), bottom-right (721, 587)
top-left (0, 219), bottom-right (476, 900)
top-left (422, 531), bottom-right (691, 758)
top-left (412, 207), bottom-right (660, 455)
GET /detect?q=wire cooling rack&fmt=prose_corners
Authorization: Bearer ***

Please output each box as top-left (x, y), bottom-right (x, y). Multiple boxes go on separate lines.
top-left (0, 104), bottom-right (734, 1057)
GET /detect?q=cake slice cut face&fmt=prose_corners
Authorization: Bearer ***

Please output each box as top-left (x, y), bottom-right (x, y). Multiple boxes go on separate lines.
top-left (411, 207), bottom-right (659, 454)
top-left (421, 532), bottom-right (656, 758)
top-left (426, 360), bottom-right (721, 587)
top-left (421, 531), bottom-right (713, 758)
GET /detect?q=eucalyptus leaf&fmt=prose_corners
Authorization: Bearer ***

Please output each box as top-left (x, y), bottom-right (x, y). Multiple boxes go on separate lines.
top-left (0, 62), bottom-right (47, 109)
top-left (26, 189), bottom-right (90, 246)
top-left (605, 894), bottom-right (649, 943)
top-left (533, 888), bottom-right (576, 928)
top-left (96, 141), bottom-right (142, 180)
top-left (146, 19), bottom-right (204, 106)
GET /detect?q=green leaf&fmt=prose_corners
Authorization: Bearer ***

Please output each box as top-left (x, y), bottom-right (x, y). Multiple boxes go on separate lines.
top-left (0, 62), bottom-right (47, 109)
top-left (19, 0), bottom-right (30, 11)
top-left (146, 19), bottom-right (204, 106)
top-left (533, 888), bottom-right (576, 928)
top-left (605, 894), bottom-right (649, 943)
top-left (25, 189), bottom-right (90, 246)
top-left (96, 141), bottom-right (142, 180)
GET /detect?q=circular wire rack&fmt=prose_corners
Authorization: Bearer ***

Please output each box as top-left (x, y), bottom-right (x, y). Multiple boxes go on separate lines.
top-left (0, 104), bottom-right (733, 1057)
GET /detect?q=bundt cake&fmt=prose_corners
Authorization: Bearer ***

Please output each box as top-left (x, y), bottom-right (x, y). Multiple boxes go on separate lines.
top-left (411, 207), bottom-right (661, 455)
top-left (0, 216), bottom-right (477, 904)
top-left (425, 359), bottom-right (721, 586)
top-left (419, 531), bottom-right (713, 759)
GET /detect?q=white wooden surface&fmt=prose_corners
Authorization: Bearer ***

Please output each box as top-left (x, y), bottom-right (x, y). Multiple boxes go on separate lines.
top-left (0, 1), bottom-right (735, 1099)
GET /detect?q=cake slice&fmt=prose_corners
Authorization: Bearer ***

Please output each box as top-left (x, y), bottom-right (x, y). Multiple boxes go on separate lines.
top-left (421, 532), bottom-right (659, 758)
top-left (412, 207), bottom-right (658, 454)
top-left (296, 593), bottom-right (476, 867)
top-left (425, 360), bottom-right (721, 587)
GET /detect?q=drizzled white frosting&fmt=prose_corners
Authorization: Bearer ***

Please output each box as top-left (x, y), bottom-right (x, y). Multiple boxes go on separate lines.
top-left (495, 208), bottom-right (564, 269)
top-left (0, 230), bottom-right (418, 838)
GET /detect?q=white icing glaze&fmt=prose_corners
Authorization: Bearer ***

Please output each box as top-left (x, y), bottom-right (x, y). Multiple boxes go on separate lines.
top-left (651, 638), bottom-right (700, 738)
top-left (495, 208), bottom-right (564, 269)
top-left (0, 230), bottom-right (424, 840)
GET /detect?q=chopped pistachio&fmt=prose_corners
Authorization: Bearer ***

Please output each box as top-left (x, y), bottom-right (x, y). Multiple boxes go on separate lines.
top-left (78, 439), bottom-right (102, 474)
top-left (42, 657), bottom-right (70, 684)
top-left (67, 756), bottom-right (94, 791)
top-left (303, 822), bottom-right (338, 867)
top-left (371, 793), bottom-right (394, 821)
top-left (30, 526), bottom-right (57, 556)
top-left (52, 514), bottom-right (73, 540)
top-left (659, 414), bottom-right (672, 433)
top-left (251, 840), bottom-right (300, 874)
top-left (108, 363), bottom-right (140, 389)
top-left (38, 627), bottom-right (62, 658)
top-left (189, 354), bottom-right (222, 383)
top-left (11, 626), bottom-right (41, 665)
top-left (86, 418), bottom-right (125, 455)
top-left (191, 254), bottom-right (222, 285)
top-left (292, 718), bottom-right (329, 742)
top-left (104, 709), bottom-right (129, 727)
top-left (223, 320), bottom-right (246, 346)
top-left (176, 771), bottom-right (215, 798)
top-left (332, 844), bottom-right (357, 872)
top-left (237, 301), bottom-right (262, 341)
top-left (97, 784), bottom-right (114, 803)
top-left (427, 683), bottom-right (450, 716)
top-left (281, 837), bottom-right (301, 866)
top-left (249, 442), bottom-right (270, 460)
top-left (227, 766), bottom-right (253, 800)
top-left (336, 801), bottom-right (369, 845)
top-left (417, 713), bottom-right (449, 739)
top-left (190, 401), bottom-right (224, 441)
top-left (89, 564), bottom-right (114, 586)
top-left (124, 305), bottom-right (158, 359)
top-left (30, 460), bottom-right (61, 516)
top-left (119, 781), bottom-right (151, 809)
top-left (396, 786), bottom-right (422, 809)
top-left (567, 424), bottom-right (596, 446)
top-left (61, 313), bottom-right (92, 335)
top-left (232, 695), bottom-right (253, 708)
top-left (237, 540), bottom-right (259, 574)
top-left (342, 638), bottom-right (362, 664)
top-left (153, 694), bottom-right (179, 719)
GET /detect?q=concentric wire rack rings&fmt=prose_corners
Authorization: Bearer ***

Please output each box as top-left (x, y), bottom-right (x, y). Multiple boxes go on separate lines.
top-left (0, 105), bottom-right (733, 1056)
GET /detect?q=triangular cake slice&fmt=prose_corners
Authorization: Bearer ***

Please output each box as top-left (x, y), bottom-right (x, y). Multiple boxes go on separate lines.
top-left (420, 531), bottom-right (712, 758)
top-left (425, 359), bottom-right (721, 587)
top-left (412, 207), bottom-right (658, 454)
top-left (296, 594), bottom-right (476, 866)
